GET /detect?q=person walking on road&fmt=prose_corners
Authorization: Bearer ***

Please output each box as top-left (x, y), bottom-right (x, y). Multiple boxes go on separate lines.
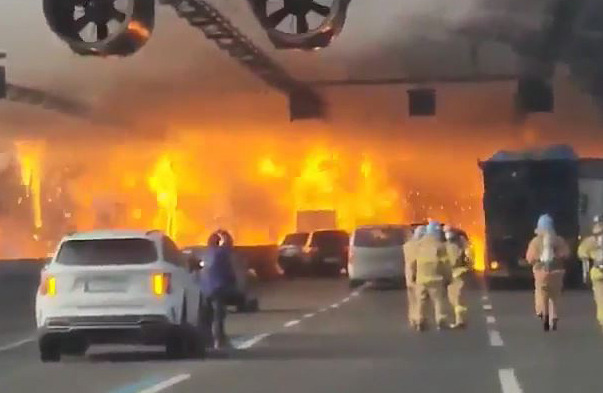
top-left (443, 225), bottom-right (471, 329)
top-left (199, 229), bottom-right (237, 349)
top-left (409, 221), bottom-right (452, 331)
top-left (526, 214), bottom-right (571, 332)
top-left (578, 218), bottom-right (603, 331)
top-left (404, 225), bottom-right (425, 329)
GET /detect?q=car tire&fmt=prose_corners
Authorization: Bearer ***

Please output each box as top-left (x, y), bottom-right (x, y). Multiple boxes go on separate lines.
top-left (283, 266), bottom-right (297, 279)
top-left (61, 337), bottom-right (88, 357)
top-left (165, 331), bottom-right (187, 359)
top-left (166, 301), bottom-right (189, 359)
top-left (237, 298), bottom-right (259, 313)
top-left (39, 338), bottom-right (61, 363)
top-left (349, 279), bottom-right (363, 289)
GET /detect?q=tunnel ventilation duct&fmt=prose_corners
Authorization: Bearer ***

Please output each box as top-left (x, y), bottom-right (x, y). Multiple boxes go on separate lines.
top-left (515, 77), bottom-right (554, 114)
top-left (408, 88), bottom-right (436, 117)
top-left (247, 0), bottom-right (352, 50)
top-left (43, 0), bottom-right (155, 57)
top-left (161, 0), bottom-right (325, 120)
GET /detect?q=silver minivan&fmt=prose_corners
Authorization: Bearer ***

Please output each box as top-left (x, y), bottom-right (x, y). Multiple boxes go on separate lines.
top-left (348, 225), bottom-right (409, 288)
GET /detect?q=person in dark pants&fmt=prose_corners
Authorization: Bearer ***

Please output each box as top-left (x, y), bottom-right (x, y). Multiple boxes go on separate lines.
top-left (200, 230), bottom-right (237, 349)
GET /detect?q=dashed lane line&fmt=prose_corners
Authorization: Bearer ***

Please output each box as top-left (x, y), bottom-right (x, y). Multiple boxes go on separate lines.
top-left (233, 333), bottom-right (271, 350)
top-left (303, 313), bottom-right (315, 319)
top-left (283, 319), bottom-right (301, 328)
top-left (486, 315), bottom-right (496, 324)
top-left (0, 337), bottom-right (35, 353)
top-left (330, 303), bottom-right (340, 309)
top-left (498, 369), bottom-right (523, 393)
top-left (483, 304), bottom-right (493, 311)
top-left (488, 330), bottom-right (504, 347)
top-left (138, 374), bottom-right (191, 393)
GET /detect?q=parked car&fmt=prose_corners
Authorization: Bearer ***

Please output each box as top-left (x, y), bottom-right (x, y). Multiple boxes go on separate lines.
top-left (348, 225), bottom-right (409, 289)
top-left (278, 230), bottom-right (349, 277)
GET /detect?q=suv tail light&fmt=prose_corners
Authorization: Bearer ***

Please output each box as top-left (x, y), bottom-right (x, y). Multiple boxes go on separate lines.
top-left (39, 274), bottom-right (56, 296)
top-left (152, 273), bottom-right (171, 296)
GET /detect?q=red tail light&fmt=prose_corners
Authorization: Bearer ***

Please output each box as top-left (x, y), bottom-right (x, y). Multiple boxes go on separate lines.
top-left (152, 273), bottom-right (171, 296)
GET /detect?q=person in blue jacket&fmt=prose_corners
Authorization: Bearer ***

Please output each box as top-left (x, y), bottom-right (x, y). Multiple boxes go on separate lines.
top-left (200, 230), bottom-right (237, 349)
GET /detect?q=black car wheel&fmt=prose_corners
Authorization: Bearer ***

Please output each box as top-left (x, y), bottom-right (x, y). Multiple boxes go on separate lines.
top-left (39, 337), bottom-right (61, 363)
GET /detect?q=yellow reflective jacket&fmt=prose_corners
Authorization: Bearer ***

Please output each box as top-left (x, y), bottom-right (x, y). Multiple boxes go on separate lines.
top-left (578, 236), bottom-right (603, 281)
top-left (410, 235), bottom-right (452, 285)
top-left (403, 239), bottom-right (418, 285)
top-left (446, 241), bottom-right (470, 278)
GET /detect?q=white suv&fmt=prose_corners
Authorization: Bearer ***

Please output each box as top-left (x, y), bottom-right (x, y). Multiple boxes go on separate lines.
top-left (35, 230), bottom-right (204, 362)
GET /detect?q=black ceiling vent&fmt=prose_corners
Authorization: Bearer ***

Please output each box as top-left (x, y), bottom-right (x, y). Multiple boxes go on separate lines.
top-left (289, 90), bottom-right (325, 121)
top-left (516, 77), bottom-right (554, 113)
top-left (408, 88), bottom-right (436, 116)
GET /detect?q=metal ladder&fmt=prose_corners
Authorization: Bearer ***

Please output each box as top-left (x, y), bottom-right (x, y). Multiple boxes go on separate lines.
top-left (160, 0), bottom-right (324, 119)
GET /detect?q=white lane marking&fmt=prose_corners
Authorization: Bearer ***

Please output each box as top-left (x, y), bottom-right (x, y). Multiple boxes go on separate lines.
top-left (234, 333), bottom-right (270, 349)
top-left (498, 369), bottom-right (523, 393)
top-left (483, 304), bottom-right (493, 311)
top-left (283, 319), bottom-right (300, 328)
top-left (486, 315), bottom-right (496, 324)
top-left (488, 330), bottom-right (504, 347)
top-left (303, 313), bottom-right (315, 319)
top-left (351, 292), bottom-right (360, 297)
top-left (482, 295), bottom-right (489, 302)
top-left (341, 297), bottom-right (351, 303)
top-left (319, 307), bottom-right (328, 312)
top-left (330, 303), bottom-right (340, 309)
top-left (138, 374), bottom-right (190, 393)
top-left (0, 337), bottom-right (35, 353)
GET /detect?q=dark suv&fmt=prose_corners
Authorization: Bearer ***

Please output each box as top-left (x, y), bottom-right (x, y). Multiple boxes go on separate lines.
top-left (278, 230), bottom-right (349, 277)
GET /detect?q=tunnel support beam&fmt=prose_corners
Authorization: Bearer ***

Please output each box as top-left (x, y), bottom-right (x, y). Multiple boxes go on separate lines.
top-left (160, 0), bottom-right (324, 120)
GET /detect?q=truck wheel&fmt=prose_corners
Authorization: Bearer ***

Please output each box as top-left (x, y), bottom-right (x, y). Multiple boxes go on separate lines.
top-left (39, 338), bottom-right (61, 362)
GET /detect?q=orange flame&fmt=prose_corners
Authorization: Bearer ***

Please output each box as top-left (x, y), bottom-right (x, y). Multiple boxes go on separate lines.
top-left (148, 155), bottom-right (178, 239)
top-left (15, 141), bottom-right (44, 231)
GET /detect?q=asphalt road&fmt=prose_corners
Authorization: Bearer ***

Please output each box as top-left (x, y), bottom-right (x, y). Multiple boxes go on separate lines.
top-left (1, 262), bottom-right (602, 393)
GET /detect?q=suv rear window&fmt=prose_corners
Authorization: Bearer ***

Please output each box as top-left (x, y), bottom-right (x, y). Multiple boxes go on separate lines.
top-left (282, 233), bottom-right (309, 246)
top-left (55, 239), bottom-right (158, 266)
top-left (310, 230), bottom-right (349, 247)
top-left (353, 227), bottom-right (406, 248)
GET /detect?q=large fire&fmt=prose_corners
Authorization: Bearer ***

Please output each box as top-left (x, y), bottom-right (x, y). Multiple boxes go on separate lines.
top-left (1, 131), bottom-right (486, 268)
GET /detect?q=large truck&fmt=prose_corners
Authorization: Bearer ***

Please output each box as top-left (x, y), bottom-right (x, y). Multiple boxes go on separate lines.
top-left (296, 210), bottom-right (337, 233)
top-left (479, 145), bottom-right (591, 288)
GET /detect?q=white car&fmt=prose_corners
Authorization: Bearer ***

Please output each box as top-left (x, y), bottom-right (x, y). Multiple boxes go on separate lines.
top-left (35, 230), bottom-right (205, 362)
top-left (348, 225), bottom-right (409, 289)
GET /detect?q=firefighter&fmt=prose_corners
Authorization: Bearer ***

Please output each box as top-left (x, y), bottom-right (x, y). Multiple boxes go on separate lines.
top-left (526, 214), bottom-right (571, 332)
top-left (443, 225), bottom-right (470, 329)
top-left (409, 222), bottom-right (452, 331)
top-left (404, 225), bottom-right (425, 329)
top-left (578, 218), bottom-right (603, 331)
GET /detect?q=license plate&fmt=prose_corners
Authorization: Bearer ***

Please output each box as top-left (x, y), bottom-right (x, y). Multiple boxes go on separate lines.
top-left (324, 257), bottom-right (340, 264)
top-left (85, 277), bottom-right (127, 293)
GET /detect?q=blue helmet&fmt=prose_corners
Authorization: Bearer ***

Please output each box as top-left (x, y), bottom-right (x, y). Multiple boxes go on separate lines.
top-left (425, 221), bottom-right (441, 236)
top-left (535, 214), bottom-right (555, 234)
